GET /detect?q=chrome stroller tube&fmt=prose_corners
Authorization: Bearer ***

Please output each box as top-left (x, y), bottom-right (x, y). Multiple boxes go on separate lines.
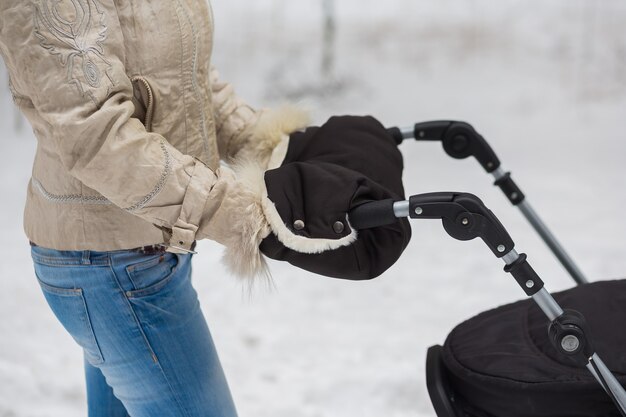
top-left (491, 167), bottom-right (588, 284)
top-left (392, 200), bottom-right (410, 218)
top-left (531, 288), bottom-right (564, 322)
top-left (588, 355), bottom-right (626, 412)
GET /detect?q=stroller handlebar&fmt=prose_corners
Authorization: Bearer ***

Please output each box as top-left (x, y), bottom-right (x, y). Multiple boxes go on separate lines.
top-left (348, 199), bottom-right (399, 230)
top-left (388, 120), bottom-right (501, 173)
top-left (388, 121), bottom-right (525, 206)
top-left (349, 192), bottom-right (516, 260)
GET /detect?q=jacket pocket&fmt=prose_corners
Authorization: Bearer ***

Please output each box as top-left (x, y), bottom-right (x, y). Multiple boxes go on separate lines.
top-left (131, 76), bottom-right (155, 132)
top-left (124, 252), bottom-right (180, 298)
top-left (36, 277), bottom-right (105, 366)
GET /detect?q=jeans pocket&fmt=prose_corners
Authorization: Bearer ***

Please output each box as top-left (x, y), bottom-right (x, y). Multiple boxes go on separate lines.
top-left (125, 252), bottom-right (181, 298)
top-left (36, 277), bottom-right (105, 366)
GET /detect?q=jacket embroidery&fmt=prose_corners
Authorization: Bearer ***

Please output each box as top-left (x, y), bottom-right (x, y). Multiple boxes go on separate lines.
top-left (124, 140), bottom-right (173, 213)
top-left (32, 140), bottom-right (172, 211)
top-left (33, 178), bottom-right (112, 205)
top-left (175, 0), bottom-right (211, 159)
top-left (33, 0), bottom-right (114, 102)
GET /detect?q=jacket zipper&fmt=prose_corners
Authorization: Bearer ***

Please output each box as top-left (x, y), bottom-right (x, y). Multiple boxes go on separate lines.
top-left (131, 76), bottom-right (155, 132)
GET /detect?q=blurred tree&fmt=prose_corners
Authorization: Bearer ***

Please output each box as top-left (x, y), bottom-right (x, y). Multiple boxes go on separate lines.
top-left (321, 0), bottom-right (336, 80)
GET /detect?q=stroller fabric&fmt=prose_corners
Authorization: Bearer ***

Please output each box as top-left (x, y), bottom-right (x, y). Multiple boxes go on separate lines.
top-left (442, 279), bottom-right (626, 417)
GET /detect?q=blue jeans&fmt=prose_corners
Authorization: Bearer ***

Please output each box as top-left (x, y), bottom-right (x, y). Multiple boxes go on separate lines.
top-left (30, 244), bottom-right (238, 417)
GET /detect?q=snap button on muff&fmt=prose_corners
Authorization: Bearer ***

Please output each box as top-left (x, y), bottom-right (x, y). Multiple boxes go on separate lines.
top-left (293, 220), bottom-right (305, 231)
top-left (333, 221), bottom-right (345, 234)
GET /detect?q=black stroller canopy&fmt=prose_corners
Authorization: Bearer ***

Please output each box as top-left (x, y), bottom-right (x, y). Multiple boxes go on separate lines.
top-left (441, 279), bottom-right (626, 417)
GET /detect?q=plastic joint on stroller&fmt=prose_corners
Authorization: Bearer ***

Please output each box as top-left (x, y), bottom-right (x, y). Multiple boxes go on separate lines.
top-left (349, 121), bottom-right (626, 416)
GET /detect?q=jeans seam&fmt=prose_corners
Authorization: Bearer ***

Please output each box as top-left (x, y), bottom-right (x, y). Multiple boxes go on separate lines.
top-left (36, 277), bottom-right (83, 295)
top-left (78, 289), bottom-right (106, 366)
top-left (106, 264), bottom-right (160, 364)
top-left (125, 253), bottom-right (182, 298)
top-left (106, 263), bottom-right (191, 417)
top-left (31, 253), bottom-right (110, 267)
top-left (36, 274), bottom-right (105, 365)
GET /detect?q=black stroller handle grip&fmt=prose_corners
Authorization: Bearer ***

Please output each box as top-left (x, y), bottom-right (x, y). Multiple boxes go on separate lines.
top-left (349, 192), bottom-right (515, 259)
top-left (389, 121), bottom-right (530, 207)
top-left (348, 199), bottom-right (398, 230)
top-left (388, 121), bottom-right (502, 173)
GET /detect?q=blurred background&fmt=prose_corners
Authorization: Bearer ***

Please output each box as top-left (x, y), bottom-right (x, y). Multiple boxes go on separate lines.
top-left (1, 1), bottom-right (625, 416)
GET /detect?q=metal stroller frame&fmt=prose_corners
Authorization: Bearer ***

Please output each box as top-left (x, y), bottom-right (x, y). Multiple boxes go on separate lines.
top-left (349, 121), bottom-right (626, 416)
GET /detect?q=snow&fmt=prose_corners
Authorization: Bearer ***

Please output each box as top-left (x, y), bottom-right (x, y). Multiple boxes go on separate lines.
top-left (1, 1), bottom-right (625, 416)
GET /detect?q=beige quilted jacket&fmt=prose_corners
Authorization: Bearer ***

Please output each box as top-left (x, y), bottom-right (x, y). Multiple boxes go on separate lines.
top-left (0, 0), bottom-right (307, 262)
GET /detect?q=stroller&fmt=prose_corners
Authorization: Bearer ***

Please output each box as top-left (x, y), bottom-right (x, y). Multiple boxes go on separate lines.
top-left (349, 121), bottom-right (626, 417)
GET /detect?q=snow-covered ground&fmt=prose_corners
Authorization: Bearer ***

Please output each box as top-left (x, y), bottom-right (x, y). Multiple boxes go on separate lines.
top-left (1, 1), bottom-right (625, 416)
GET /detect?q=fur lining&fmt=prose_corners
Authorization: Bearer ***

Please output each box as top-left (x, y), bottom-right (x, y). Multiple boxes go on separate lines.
top-left (220, 198), bottom-right (271, 281)
top-left (262, 200), bottom-right (358, 253)
top-left (231, 159), bottom-right (358, 259)
top-left (234, 105), bottom-right (310, 168)
top-left (218, 106), bottom-right (308, 280)
top-left (218, 161), bottom-right (272, 281)
top-left (267, 135), bottom-right (290, 170)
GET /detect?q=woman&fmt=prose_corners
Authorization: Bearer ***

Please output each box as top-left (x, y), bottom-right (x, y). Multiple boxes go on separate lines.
top-left (0, 1), bottom-right (411, 415)
top-left (0, 0), bottom-right (310, 415)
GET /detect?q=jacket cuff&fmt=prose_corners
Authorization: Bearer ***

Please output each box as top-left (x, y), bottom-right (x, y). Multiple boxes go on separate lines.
top-left (189, 162), bottom-right (272, 279)
top-left (165, 160), bottom-right (217, 254)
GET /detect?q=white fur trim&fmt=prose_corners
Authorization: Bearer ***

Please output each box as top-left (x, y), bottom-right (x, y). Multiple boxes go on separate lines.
top-left (261, 198), bottom-right (358, 253)
top-left (234, 159), bottom-right (358, 254)
top-left (216, 162), bottom-right (271, 282)
top-left (234, 105), bottom-right (310, 168)
top-left (252, 105), bottom-right (309, 148)
top-left (267, 134), bottom-right (290, 170)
